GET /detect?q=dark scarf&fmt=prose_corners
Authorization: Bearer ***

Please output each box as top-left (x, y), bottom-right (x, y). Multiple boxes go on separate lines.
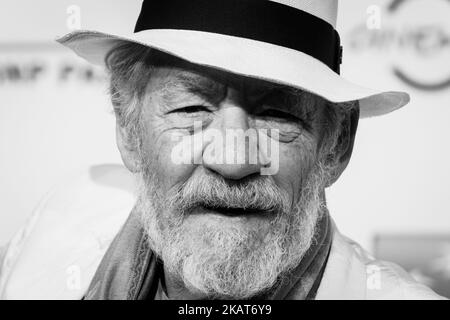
top-left (84, 208), bottom-right (332, 300)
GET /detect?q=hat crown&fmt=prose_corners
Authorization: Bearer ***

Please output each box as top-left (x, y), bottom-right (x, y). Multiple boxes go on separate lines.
top-left (270, 0), bottom-right (338, 27)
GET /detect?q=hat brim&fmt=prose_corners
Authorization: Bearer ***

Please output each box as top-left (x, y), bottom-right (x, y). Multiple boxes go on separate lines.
top-left (57, 29), bottom-right (409, 118)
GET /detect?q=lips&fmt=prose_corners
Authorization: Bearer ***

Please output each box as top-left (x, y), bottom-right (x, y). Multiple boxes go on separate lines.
top-left (199, 204), bottom-right (272, 217)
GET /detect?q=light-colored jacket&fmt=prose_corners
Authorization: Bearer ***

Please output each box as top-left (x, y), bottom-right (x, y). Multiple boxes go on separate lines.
top-left (0, 165), bottom-right (445, 300)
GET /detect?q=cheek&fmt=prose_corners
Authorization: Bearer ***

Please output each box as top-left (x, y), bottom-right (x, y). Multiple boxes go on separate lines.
top-left (273, 136), bottom-right (317, 202)
top-left (140, 123), bottom-right (196, 193)
top-left (138, 97), bottom-right (200, 192)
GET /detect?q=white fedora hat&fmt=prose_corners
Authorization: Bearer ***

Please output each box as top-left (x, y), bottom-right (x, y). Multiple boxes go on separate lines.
top-left (57, 0), bottom-right (409, 118)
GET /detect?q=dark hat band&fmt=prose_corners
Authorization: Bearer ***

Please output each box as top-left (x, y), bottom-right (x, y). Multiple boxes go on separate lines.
top-left (134, 0), bottom-right (342, 74)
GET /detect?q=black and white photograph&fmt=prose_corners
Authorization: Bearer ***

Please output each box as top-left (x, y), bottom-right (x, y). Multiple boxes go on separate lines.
top-left (0, 0), bottom-right (449, 302)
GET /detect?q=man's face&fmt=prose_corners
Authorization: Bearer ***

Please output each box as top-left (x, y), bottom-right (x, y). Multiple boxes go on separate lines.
top-left (132, 63), bottom-right (333, 299)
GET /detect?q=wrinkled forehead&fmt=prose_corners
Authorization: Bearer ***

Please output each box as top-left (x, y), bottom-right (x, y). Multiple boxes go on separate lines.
top-left (149, 57), bottom-right (290, 97)
top-left (149, 68), bottom-right (293, 105)
top-left (133, 49), bottom-right (324, 115)
top-left (145, 65), bottom-right (325, 119)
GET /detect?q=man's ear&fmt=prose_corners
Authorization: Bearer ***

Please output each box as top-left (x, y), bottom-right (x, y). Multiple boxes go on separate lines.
top-left (116, 122), bottom-right (141, 173)
top-left (325, 105), bottom-right (360, 187)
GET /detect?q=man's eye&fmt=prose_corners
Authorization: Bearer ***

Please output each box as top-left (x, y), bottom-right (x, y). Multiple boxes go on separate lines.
top-left (169, 105), bottom-right (210, 114)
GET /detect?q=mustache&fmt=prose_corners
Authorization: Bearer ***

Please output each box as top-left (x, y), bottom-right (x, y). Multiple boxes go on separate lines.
top-left (166, 171), bottom-right (291, 215)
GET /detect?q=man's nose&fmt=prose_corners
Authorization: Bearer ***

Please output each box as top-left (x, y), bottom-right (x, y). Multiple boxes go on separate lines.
top-left (202, 98), bottom-right (264, 180)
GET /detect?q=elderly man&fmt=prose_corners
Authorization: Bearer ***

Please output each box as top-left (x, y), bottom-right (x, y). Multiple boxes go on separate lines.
top-left (0, 0), bottom-right (445, 300)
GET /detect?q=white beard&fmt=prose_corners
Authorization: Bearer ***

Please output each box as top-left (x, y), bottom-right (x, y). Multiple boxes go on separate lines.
top-left (137, 163), bottom-right (328, 299)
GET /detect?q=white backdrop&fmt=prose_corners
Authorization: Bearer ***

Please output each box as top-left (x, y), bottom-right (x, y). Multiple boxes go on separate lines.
top-left (0, 0), bottom-right (449, 250)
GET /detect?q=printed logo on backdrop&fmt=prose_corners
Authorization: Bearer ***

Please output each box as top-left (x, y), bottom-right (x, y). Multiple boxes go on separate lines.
top-left (349, 0), bottom-right (450, 91)
top-left (0, 52), bottom-right (105, 85)
top-left (0, 44), bottom-right (107, 85)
